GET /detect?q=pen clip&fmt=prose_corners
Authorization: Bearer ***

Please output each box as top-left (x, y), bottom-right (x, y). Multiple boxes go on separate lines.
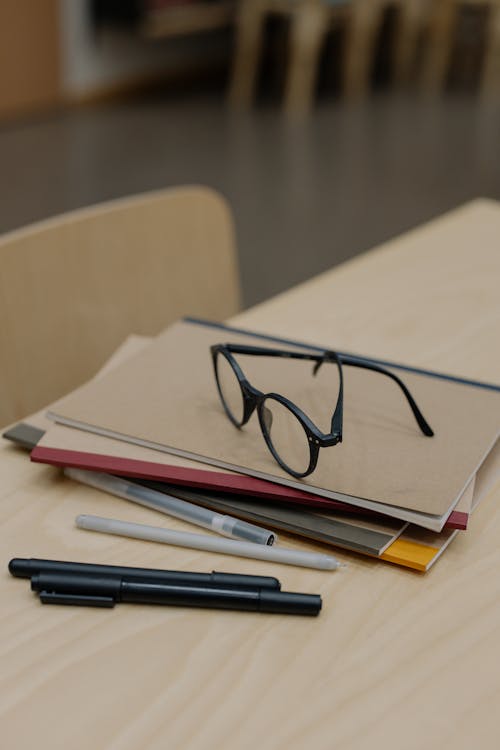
top-left (39, 591), bottom-right (116, 608)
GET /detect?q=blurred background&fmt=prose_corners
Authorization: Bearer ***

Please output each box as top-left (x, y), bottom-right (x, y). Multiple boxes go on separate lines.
top-left (1, 0), bottom-right (499, 307)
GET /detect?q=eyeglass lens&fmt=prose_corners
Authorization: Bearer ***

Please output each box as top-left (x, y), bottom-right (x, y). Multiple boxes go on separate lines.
top-left (216, 353), bottom-right (245, 425)
top-left (261, 397), bottom-right (311, 476)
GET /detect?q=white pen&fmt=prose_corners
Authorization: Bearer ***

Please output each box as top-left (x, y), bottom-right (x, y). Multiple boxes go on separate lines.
top-left (76, 515), bottom-right (342, 571)
top-left (65, 468), bottom-right (277, 546)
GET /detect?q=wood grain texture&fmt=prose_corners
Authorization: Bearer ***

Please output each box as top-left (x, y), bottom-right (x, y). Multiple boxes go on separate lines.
top-left (1, 200), bottom-right (500, 750)
top-left (0, 186), bottom-right (240, 427)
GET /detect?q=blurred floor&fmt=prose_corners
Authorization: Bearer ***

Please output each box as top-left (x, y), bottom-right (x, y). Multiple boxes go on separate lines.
top-left (0, 92), bottom-right (499, 307)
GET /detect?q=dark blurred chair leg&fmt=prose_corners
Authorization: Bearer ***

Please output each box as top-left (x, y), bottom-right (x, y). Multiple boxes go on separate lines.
top-left (481, 2), bottom-right (500, 99)
top-left (284, 2), bottom-right (329, 114)
top-left (228, 0), bottom-right (267, 109)
top-left (419, 0), bottom-right (455, 95)
top-left (393, 0), bottom-right (426, 87)
top-left (343, 0), bottom-right (384, 98)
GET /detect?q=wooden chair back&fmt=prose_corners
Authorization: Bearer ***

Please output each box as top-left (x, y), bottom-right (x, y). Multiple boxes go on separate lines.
top-left (0, 186), bottom-right (240, 426)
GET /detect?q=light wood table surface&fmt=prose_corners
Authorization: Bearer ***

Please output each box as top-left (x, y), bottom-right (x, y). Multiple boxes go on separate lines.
top-left (2, 199), bottom-right (500, 750)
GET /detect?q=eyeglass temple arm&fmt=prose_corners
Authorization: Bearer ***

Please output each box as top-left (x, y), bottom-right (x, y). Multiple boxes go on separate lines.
top-left (216, 343), bottom-right (324, 362)
top-left (214, 344), bottom-right (432, 437)
top-left (338, 356), bottom-right (434, 437)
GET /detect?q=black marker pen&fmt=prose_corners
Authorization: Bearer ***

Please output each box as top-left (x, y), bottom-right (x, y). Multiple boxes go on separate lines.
top-left (9, 557), bottom-right (281, 591)
top-left (30, 572), bottom-right (322, 616)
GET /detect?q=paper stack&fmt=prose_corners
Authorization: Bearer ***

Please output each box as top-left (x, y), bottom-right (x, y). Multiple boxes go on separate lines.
top-left (15, 318), bottom-right (500, 571)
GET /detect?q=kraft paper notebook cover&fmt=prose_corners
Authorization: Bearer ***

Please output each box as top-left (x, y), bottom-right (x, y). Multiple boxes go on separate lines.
top-left (42, 319), bottom-right (500, 530)
top-left (32, 331), bottom-right (480, 531)
top-left (31, 331), bottom-right (471, 531)
top-left (24, 336), bottom-right (469, 532)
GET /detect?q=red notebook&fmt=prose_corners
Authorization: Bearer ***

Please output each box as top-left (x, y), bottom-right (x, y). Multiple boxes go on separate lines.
top-left (32, 447), bottom-right (469, 530)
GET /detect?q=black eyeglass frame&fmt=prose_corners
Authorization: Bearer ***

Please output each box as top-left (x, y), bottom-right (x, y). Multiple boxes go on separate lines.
top-left (210, 343), bottom-right (434, 479)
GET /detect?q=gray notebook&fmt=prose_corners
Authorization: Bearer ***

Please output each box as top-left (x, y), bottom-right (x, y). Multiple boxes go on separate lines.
top-left (135, 480), bottom-right (407, 557)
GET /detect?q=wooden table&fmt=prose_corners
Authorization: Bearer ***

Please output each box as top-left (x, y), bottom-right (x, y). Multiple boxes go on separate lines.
top-left (2, 199), bottom-right (500, 750)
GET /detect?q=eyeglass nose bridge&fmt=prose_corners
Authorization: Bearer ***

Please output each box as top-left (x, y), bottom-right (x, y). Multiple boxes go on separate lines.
top-left (239, 381), bottom-right (264, 426)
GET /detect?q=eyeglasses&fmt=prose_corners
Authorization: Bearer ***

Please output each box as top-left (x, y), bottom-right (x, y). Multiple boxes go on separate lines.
top-left (211, 343), bottom-right (434, 479)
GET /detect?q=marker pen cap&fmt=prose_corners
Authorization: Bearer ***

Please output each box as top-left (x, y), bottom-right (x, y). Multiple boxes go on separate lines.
top-left (259, 590), bottom-right (322, 616)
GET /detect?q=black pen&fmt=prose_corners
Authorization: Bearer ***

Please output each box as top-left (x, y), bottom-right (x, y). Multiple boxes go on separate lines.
top-left (30, 572), bottom-right (322, 616)
top-left (8, 558), bottom-right (281, 591)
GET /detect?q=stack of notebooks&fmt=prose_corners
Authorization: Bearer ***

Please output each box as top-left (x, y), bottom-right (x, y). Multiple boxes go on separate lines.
top-left (6, 318), bottom-right (500, 572)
